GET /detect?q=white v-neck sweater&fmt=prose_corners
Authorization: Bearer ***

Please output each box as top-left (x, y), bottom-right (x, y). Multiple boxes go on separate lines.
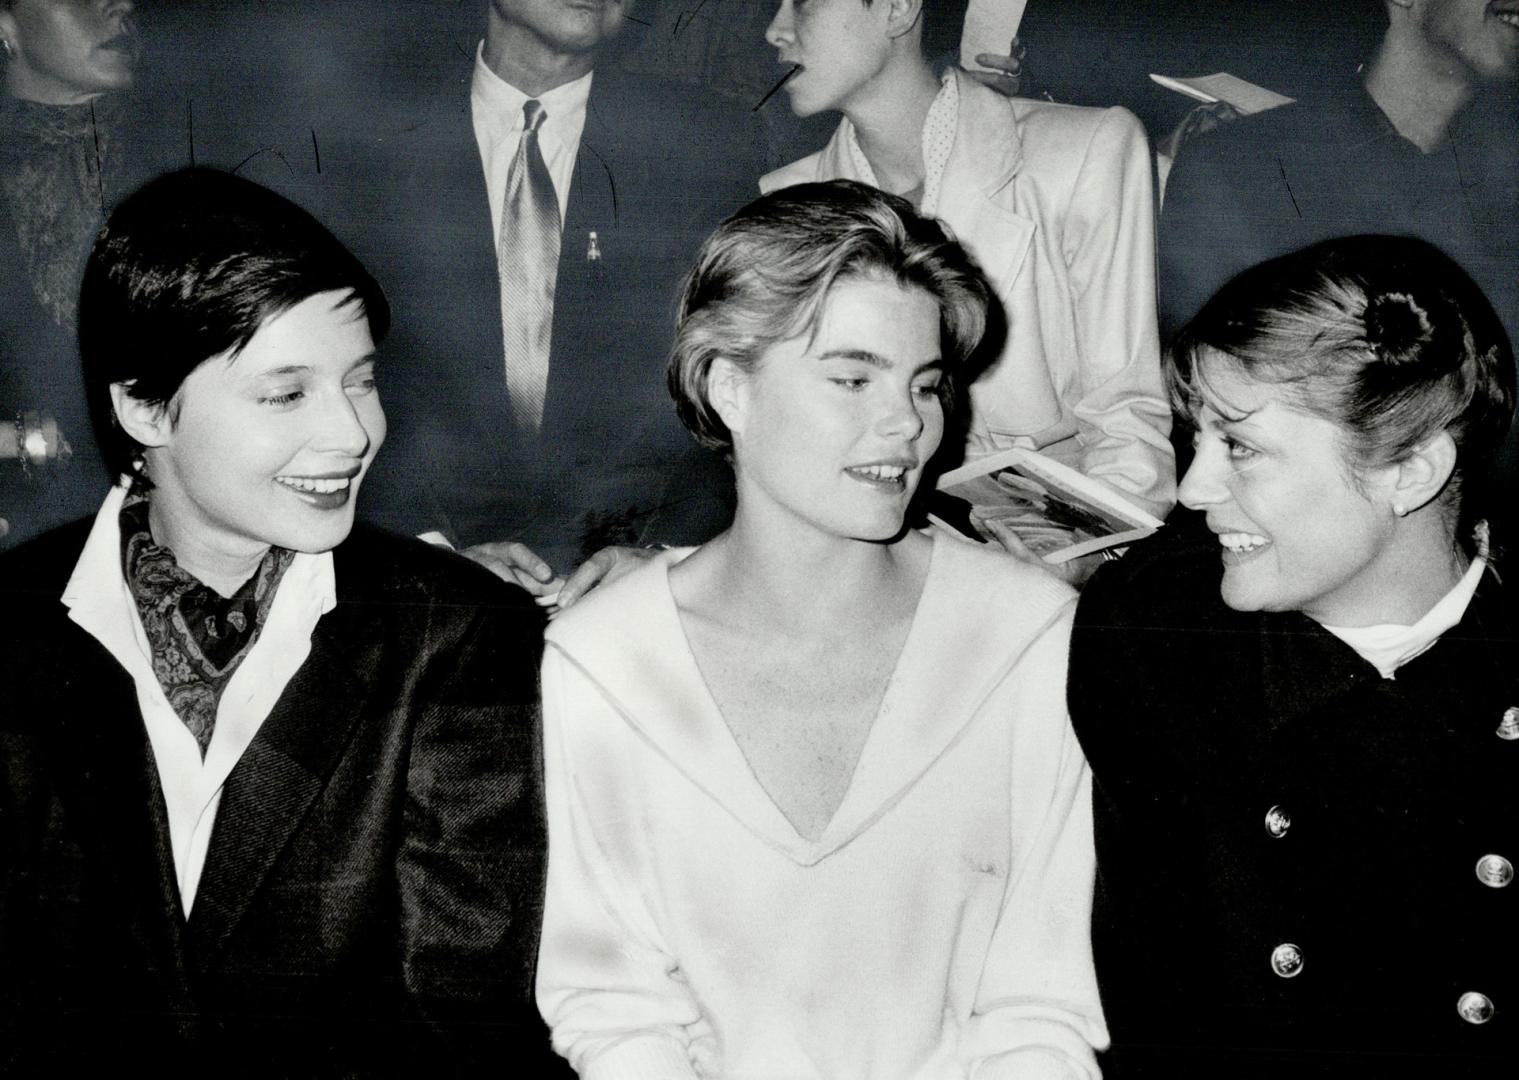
top-left (537, 536), bottom-right (1108, 1079)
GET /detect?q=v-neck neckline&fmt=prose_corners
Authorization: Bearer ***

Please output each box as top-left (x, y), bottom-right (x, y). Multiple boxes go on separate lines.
top-left (549, 533), bottom-right (1067, 867)
top-left (665, 537), bottom-right (944, 851)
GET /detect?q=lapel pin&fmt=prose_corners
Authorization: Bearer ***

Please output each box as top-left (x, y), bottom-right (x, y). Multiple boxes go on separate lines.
top-left (586, 230), bottom-right (601, 263)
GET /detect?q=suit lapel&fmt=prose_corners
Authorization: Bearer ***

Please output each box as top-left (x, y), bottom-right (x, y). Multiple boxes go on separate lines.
top-left (187, 600), bottom-right (378, 967)
top-left (937, 74), bottom-right (1037, 295)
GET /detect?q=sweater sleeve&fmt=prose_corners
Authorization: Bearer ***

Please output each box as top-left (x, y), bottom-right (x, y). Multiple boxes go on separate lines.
top-left (959, 608), bottom-right (1110, 1079)
top-left (536, 644), bottom-right (704, 1080)
top-left (1062, 106), bottom-right (1176, 521)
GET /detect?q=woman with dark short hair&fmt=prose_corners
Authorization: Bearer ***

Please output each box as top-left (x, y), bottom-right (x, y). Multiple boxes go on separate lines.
top-left (1069, 235), bottom-right (1519, 1075)
top-left (0, 168), bottom-right (554, 1076)
top-left (536, 180), bottom-right (1108, 1078)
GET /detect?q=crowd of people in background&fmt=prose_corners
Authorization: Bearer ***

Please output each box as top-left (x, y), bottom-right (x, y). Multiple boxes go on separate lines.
top-left (1, 1), bottom-right (1516, 1077)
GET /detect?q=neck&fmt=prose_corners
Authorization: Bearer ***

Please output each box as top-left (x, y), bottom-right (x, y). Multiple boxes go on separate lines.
top-left (846, 53), bottom-right (942, 196)
top-left (706, 502), bottom-right (920, 635)
top-left (145, 494), bottom-right (268, 600)
top-left (1312, 511), bottom-right (1466, 628)
top-left (1364, 30), bottom-right (1474, 152)
top-left (483, 9), bottom-right (597, 98)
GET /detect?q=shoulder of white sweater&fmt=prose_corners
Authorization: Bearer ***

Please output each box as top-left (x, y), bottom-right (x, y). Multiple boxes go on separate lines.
top-left (928, 529), bottom-right (1077, 627)
top-left (544, 547), bottom-right (689, 653)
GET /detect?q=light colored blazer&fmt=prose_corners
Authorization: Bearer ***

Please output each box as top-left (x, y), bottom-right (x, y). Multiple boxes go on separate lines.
top-left (762, 72), bottom-right (1175, 520)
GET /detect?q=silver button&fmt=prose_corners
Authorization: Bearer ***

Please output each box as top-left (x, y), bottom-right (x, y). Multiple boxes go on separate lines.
top-left (1270, 942), bottom-right (1304, 979)
top-left (1264, 805), bottom-right (1291, 839)
top-left (1499, 708), bottom-right (1519, 741)
top-left (1457, 991), bottom-right (1494, 1025)
top-left (1476, 854), bottom-right (1513, 888)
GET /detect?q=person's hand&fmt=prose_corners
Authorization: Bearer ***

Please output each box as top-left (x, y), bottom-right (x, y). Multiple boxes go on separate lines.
top-left (972, 514), bottom-right (1103, 588)
top-left (462, 541), bottom-right (566, 606)
top-left (554, 545), bottom-right (661, 613)
top-left (964, 38), bottom-right (1026, 99)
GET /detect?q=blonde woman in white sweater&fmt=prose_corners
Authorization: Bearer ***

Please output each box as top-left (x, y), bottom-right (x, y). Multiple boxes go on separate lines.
top-left (536, 181), bottom-right (1108, 1080)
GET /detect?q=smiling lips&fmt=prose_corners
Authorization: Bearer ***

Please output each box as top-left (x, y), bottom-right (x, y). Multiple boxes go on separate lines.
top-left (845, 462), bottom-right (912, 490)
top-left (276, 471), bottom-right (359, 508)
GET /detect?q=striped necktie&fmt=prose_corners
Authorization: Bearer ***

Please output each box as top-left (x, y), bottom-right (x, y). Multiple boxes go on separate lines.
top-left (499, 99), bottom-right (561, 432)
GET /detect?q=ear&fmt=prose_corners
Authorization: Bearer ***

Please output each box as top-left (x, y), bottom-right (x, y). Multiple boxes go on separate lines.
top-left (109, 382), bottom-right (173, 451)
top-left (884, 0), bottom-right (925, 41)
top-left (1388, 430), bottom-right (1457, 517)
top-left (705, 357), bottom-right (751, 440)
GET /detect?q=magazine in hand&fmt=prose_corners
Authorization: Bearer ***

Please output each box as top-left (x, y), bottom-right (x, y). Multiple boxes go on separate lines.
top-left (1148, 71), bottom-right (1295, 116)
top-left (928, 446), bottom-right (1163, 564)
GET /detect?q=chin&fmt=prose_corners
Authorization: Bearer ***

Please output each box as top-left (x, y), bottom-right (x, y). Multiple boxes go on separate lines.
top-left (1218, 578), bottom-right (1265, 613)
top-left (268, 513), bottom-right (357, 556)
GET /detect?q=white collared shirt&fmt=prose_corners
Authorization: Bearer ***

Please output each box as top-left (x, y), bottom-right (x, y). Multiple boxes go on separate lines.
top-left (470, 41), bottom-right (593, 236)
top-left (1321, 555), bottom-right (1486, 679)
top-left (62, 484), bottom-right (337, 916)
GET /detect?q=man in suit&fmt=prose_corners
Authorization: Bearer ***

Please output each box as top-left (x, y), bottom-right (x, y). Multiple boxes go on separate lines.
top-left (0, 168), bottom-right (557, 1075)
top-left (315, 0), bottom-right (766, 601)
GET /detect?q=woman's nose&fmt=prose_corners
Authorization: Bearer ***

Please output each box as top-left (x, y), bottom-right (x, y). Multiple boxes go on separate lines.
top-left (765, 2), bottom-right (792, 48)
top-left (876, 390), bottom-right (926, 442)
top-left (1177, 445), bottom-right (1228, 510)
top-left (315, 391), bottom-right (373, 458)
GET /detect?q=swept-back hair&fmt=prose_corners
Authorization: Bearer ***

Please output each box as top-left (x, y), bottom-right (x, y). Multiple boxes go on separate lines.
top-left (669, 179), bottom-right (994, 453)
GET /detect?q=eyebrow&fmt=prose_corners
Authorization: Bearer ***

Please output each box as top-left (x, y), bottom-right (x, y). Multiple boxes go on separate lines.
top-left (249, 354), bottom-right (379, 378)
top-left (814, 348), bottom-right (943, 374)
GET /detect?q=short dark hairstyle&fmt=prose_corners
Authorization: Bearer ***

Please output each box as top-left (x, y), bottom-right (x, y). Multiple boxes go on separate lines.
top-left (668, 179), bottom-right (993, 453)
top-left (79, 167), bottom-right (390, 481)
top-left (1171, 234), bottom-right (1515, 538)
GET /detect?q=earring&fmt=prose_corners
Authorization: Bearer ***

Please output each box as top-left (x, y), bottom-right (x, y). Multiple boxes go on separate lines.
top-left (1, 40), bottom-right (12, 59)
top-left (1393, 503), bottom-right (1408, 517)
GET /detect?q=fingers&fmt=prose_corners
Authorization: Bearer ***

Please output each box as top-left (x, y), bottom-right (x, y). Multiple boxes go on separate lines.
top-left (977, 515), bottom-right (1037, 561)
top-left (555, 549), bottom-right (620, 613)
top-left (973, 52), bottom-right (1024, 77)
top-left (461, 541), bottom-right (564, 599)
top-left (556, 546), bottom-right (660, 612)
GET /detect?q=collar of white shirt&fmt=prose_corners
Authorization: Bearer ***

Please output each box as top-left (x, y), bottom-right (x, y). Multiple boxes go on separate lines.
top-left (62, 482), bottom-right (337, 916)
top-left (470, 40), bottom-right (594, 230)
top-left (1321, 553), bottom-right (1486, 679)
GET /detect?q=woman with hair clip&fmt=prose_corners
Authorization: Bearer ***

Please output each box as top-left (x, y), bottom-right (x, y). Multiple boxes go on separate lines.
top-left (1069, 235), bottom-right (1518, 1075)
top-left (536, 180), bottom-right (1108, 1079)
top-left (0, 167), bottom-right (555, 1076)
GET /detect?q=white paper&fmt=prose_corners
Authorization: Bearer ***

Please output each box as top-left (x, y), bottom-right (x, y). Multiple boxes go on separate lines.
top-left (1148, 72), bottom-right (1295, 116)
top-left (960, 0), bottom-right (1029, 73)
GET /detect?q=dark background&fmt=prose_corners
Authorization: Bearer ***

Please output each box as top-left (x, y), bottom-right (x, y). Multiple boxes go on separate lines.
top-left (129, 0), bottom-right (1400, 178)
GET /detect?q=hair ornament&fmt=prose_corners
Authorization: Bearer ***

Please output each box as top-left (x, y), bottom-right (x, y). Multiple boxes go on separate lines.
top-left (1362, 291), bottom-right (1438, 365)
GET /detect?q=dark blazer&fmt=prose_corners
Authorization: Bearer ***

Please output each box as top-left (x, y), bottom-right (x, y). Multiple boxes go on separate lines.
top-left (0, 521), bottom-right (560, 1077)
top-left (1069, 523), bottom-right (1519, 1077)
top-left (315, 55), bottom-right (766, 569)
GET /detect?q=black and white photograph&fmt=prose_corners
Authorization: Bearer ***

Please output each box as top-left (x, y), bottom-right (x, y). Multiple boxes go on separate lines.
top-left (1, 1), bottom-right (1515, 1076)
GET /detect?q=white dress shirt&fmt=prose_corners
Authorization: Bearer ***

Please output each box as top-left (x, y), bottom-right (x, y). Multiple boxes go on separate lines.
top-left (470, 42), bottom-right (592, 237)
top-left (62, 484), bottom-right (337, 916)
